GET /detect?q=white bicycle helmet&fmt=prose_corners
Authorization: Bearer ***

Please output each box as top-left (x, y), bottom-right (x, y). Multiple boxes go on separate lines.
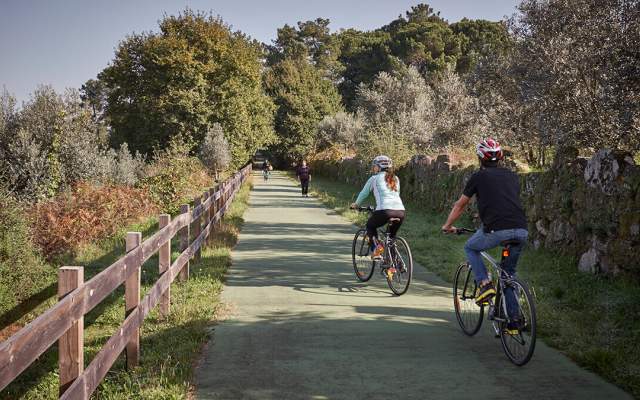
top-left (372, 155), bottom-right (393, 170)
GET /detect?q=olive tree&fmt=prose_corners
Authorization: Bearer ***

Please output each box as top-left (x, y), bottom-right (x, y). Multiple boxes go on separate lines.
top-left (199, 123), bottom-right (231, 180)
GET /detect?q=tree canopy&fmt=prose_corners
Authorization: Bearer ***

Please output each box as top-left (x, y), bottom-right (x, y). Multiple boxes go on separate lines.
top-left (264, 57), bottom-right (343, 162)
top-left (98, 9), bottom-right (275, 166)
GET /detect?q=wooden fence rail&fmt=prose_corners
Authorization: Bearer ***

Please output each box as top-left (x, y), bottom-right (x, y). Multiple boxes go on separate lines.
top-left (0, 163), bottom-right (253, 398)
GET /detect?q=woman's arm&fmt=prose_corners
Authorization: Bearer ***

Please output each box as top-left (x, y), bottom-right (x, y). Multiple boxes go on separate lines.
top-left (352, 176), bottom-right (374, 207)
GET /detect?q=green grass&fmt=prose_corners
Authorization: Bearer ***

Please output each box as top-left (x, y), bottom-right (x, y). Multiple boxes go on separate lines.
top-left (2, 181), bottom-right (252, 399)
top-left (310, 175), bottom-right (640, 399)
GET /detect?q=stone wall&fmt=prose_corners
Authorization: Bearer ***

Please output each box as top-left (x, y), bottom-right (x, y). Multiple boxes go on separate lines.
top-left (312, 149), bottom-right (640, 276)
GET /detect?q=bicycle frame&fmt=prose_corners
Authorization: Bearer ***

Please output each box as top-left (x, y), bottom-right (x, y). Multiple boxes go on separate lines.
top-left (479, 251), bottom-right (521, 331)
top-left (357, 207), bottom-right (398, 266)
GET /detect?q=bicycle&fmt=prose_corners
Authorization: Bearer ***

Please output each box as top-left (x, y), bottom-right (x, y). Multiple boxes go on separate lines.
top-left (262, 169), bottom-right (270, 182)
top-left (351, 206), bottom-right (413, 295)
top-left (449, 228), bottom-right (537, 366)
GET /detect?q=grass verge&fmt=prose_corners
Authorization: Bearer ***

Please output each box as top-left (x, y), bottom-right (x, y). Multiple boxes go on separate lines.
top-left (2, 180), bottom-right (251, 399)
top-left (310, 175), bottom-right (640, 398)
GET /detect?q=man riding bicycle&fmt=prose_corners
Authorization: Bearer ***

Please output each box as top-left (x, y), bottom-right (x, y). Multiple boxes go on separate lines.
top-left (442, 138), bottom-right (528, 334)
top-left (262, 159), bottom-right (272, 179)
top-left (350, 155), bottom-right (405, 260)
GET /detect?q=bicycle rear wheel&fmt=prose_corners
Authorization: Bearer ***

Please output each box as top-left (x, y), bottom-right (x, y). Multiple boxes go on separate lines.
top-left (385, 237), bottom-right (412, 295)
top-left (352, 229), bottom-right (374, 282)
top-left (499, 278), bottom-right (537, 366)
top-left (453, 263), bottom-right (484, 336)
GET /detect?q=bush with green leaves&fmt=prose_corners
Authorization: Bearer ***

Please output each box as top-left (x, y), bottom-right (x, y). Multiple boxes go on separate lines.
top-left (0, 188), bottom-right (53, 318)
top-left (141, 135), bottom-right (212, 214)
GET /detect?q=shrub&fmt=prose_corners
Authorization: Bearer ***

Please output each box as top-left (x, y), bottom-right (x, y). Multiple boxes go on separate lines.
top-left (0, 189), bottom-right (53, 319)
top-left (141, 135), bottom-right (213, 214)
top-left (31, 183), bottom-right (158, 258)
top-left (99, 143), bottom-right (146, 186)
top-left (0, 87), bottom-right (145, 201)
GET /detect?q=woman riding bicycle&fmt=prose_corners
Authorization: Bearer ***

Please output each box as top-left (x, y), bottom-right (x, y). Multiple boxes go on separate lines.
top-left (350, 155), bottom-right (405, 260)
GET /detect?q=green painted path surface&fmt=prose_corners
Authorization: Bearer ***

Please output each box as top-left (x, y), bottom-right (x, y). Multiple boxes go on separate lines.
top-left (195, 172), bottom-right (631, 400)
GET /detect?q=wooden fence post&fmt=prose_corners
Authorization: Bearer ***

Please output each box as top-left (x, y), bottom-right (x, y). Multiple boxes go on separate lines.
top-left (223, 181), bottom-right (229, 215)
top-left (158, 214), bottom-right (171, 318)
top-left (208, 187), bottom-right (215, 245)
top-left (202, 190), bottom-right (209, 246)
top-left (125, 232), bottom-right (141, 369)
top-left (179, 204), bottom-right (190, 281)
top-left (216, 183), bottom-right (223, 229)
top-left (193, 195), bottom-right (202, 262)
top-left (58, 266), bottom-right (84, 397)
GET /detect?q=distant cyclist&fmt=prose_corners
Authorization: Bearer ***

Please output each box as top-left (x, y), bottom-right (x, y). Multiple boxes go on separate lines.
top-left (350, 155), bottom-right (405, 260)
top-left (262, 159), bottom-right (272, 181)
top-left (442, 138), bottom-right (528, 333)
top-left (296, 160), bottom-right (311, 197)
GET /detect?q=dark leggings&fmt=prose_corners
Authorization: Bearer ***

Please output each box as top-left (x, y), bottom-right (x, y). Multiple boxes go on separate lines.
top-left (301, 179), bottom-right (309, 195)
top-left (366, 209), bottom-right (405, 243)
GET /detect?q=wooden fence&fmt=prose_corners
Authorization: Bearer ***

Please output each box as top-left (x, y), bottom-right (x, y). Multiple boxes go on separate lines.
top-left (0, 163), bottom-right (253, 399)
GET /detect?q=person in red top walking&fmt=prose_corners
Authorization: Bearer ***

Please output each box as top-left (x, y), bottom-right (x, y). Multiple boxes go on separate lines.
top-left (296, 160), bottom-right (312, 197)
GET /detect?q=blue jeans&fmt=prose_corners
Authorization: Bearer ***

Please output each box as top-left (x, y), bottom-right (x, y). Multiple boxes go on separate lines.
top-left (464, 228), bottom-right (528, 318)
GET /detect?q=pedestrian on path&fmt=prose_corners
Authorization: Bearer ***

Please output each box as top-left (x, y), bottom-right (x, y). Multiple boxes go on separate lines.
top-left (296, 160), bottom-right (311, 197)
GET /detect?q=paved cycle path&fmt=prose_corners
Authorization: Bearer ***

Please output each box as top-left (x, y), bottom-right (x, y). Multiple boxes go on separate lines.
top-left (195, 171), bottom-right (631, 400)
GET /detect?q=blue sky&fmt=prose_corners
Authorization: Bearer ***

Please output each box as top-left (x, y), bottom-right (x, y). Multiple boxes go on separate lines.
top-left (0, 0), bottom-right (521, 104)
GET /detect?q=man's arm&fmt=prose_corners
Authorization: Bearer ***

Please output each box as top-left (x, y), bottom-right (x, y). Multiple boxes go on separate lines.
top-left (442, 194), bottom-right (471, 232)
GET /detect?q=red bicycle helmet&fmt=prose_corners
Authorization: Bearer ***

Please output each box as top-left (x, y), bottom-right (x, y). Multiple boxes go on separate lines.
top-left (476, 138), bottom-right (504, 161)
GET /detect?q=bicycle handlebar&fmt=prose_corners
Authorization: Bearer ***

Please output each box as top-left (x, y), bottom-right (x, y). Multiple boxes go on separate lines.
top-left (443, 227), bottom-right (476, 235)
top-left (352, 205), bottom-right (374, 213)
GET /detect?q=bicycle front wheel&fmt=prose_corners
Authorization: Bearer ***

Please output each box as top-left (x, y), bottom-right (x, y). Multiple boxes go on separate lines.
top-left (385, 237), bottom-right (412, 295)
top-left (453, 262), bottom-right (484, 336)
top-left (352, 229), bottom-right (374, 282)
top-left (499, 277), bottom-right (537, 366)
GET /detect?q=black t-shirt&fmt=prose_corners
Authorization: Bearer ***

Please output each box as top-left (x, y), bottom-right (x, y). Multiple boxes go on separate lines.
top-left (463, 167), bottom-right (528, 232)
top-left (297, 166), bottom-right (311, 180)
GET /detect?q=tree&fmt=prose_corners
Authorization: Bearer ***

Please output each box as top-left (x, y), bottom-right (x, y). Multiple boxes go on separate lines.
top-left (267, 18), bottom-right (343, 80)
top-left (98, 9), bottom-right (276, 165)
top-left (451, 18), bottom-right (512, 74)
top-left (199, 123), bottom-right (231, 179)
top-left (264, 58), bottom-right (343, 162)
top-left (507, 0), bottom-right (640, 152)
top-left (383, 5), bottom-right (463, 76)
top-left (80, 78), bottom-right (109, 123)
top-left (316, 111), bottom-right (364, 154)
top-left (337, 29), bottom-right (397, 110)
top-left (337, 4), bottom-right (468, 109)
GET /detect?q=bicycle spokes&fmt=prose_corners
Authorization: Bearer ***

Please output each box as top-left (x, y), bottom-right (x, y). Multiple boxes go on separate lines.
top-left (352, 229), bottom-right (375, 282)
top-left (453, 263), bottom-right (484, 336)
top-left (385, 238), bottom-right (412, 296)
top-left (499, 279), bottom-right (537, 366)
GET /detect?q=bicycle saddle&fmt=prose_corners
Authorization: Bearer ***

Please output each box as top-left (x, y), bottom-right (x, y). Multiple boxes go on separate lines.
top-left (389, 218), bottom-right (401, 223)
top-left (500, 239), bottom-right (522, 247)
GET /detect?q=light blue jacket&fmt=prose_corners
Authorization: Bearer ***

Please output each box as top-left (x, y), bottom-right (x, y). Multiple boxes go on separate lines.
top-left (355, 172), bottom-right (405, 211)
